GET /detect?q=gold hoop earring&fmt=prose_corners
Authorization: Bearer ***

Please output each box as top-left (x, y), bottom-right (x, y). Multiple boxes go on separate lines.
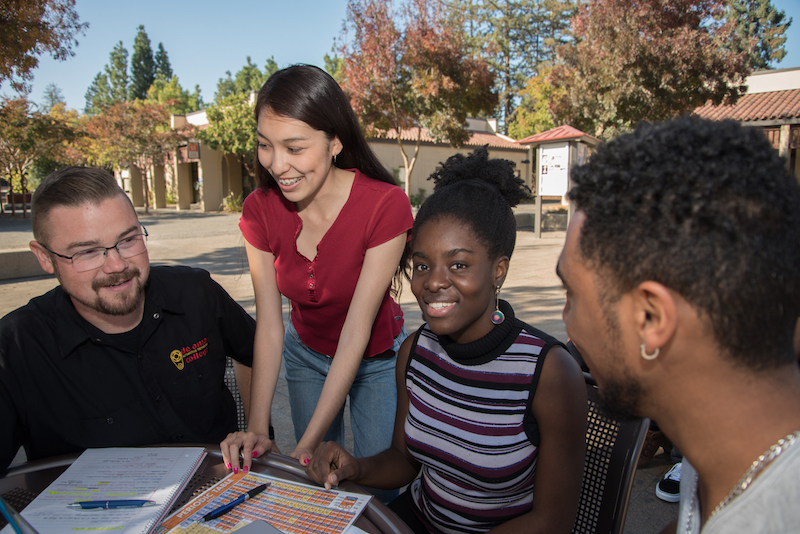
top-left (640, 343), bottom-right (659, 360)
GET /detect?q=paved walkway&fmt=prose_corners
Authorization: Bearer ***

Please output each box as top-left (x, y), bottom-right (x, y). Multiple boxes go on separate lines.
top-left (0, 209), bottom-right (677, 533)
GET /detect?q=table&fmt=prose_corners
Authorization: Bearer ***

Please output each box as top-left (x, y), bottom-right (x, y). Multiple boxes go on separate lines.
top-left (0, 446), bottom-right (413, 534)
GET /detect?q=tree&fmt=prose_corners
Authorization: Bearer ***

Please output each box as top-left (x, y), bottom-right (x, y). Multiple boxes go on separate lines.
top-left (341, 0), bottom-right (497, 193)
top-left (28, 102), bottom-right (86, 190)
top-left (214, 56), bottom-right (278, 101)
top-left (0, 0), bottom-right (88, 92)
top-left (83, 100), bottom-right (189, 212)
top-left (106, 41), bottom-right (130, 102)
top-left (198, 93), bottom-right (257, 178)
top-left (41, 82), bottom-right (65, 111)
top-left (84, 73), bottom-right (110, 115)
top-left (129, 25), bottom-right (156, 100)
top-left (508, 65), bottom-right (562, 139)
top-left (0, 96), bottom-right (77, 216)
top-left (446, 0), bottom-right (577, 133)
top-left (550, 0), bottom-right (751, 138)
top-left (324, 40), bottom-right (344, 81)
top-left (728, 0), bottom-right (792, 70)
top-left (84, 41), bottom-right (129, 115)
top-left (154, 42), bottom-right (173, 79)
top-left (146, 75), bottom-right (202, 114)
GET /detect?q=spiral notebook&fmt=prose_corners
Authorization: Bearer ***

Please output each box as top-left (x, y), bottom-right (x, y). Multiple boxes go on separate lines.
top-left (6, 447), bottom-right (206, 534)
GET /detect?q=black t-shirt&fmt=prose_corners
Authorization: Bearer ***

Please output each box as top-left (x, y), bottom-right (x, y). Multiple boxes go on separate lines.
top-left (0, 266), bottom-right (255, 469)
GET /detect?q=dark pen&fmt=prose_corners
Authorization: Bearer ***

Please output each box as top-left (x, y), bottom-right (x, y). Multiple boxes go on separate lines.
top-left (67, 500), bottom-right (157, 509)
top-left (202, 483), bottom-right (270, 522)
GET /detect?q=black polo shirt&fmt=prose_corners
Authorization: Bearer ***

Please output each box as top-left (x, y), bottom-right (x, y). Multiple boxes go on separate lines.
top-left (0, 266), bottom-right (255, 469)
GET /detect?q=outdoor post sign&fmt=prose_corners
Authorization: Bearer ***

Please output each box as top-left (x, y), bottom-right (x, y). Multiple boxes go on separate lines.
top-left (537, 142), bottom-right (569, 199)
top-left (187, 142), bottom-right (200, 160)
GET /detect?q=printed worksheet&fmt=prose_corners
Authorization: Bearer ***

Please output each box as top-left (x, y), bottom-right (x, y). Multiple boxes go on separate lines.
top-left (155, 472), bottom-right (372, 534)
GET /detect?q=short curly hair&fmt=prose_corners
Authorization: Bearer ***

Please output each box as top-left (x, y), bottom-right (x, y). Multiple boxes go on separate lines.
top-left (412, 146), bottom-right (531, 261)
top-left (568, 116), bottom-right (800, 370)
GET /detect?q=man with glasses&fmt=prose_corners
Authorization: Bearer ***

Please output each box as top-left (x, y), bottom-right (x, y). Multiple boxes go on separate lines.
top-left (0, 167), bottom-right (257, 470)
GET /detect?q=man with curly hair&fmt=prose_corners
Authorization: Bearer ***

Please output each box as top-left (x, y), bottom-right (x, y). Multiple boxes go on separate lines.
top-left (556, 116), bottom-right (800, 533)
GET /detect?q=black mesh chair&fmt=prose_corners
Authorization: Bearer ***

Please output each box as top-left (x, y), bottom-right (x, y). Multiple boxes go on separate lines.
top-left (223, 356), bottom-right (247, 432)
top-left (572, 372), bottom-right (649, 534)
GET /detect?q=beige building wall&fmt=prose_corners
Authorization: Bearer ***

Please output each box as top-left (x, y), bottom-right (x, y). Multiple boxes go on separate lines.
top-left (170, 112), bottom-right (530, 209)
top-left (152, 165), bottom-right (167, 208)
top-left (128, 166), bottom-right (144, 207)
top-left (198, 145), bottom-right (225, 212)
top-left (174, 161), bottom-right (193, 210)
top-left (368, 141), bottom-right (531, 199)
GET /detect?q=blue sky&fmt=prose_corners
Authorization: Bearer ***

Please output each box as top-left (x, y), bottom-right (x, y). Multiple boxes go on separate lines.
top-left (6, 0), bottom-right (800, 112)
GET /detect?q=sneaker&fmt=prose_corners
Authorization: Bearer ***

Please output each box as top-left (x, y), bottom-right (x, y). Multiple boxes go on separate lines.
top-left (656, 462), bottom-right (682, 503)
top-left (638, 429), bottom-right (673, 468)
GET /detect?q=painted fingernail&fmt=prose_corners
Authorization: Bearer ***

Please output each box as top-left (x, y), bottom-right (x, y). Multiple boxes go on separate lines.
top-left (302, 458), bottom-right (310, 466)
top-left (243, 465), bottom-right (249, 472)
top-left (252, 451), bottom-right (258, 458)
top-left (233, 467), bottom-right (239, 474)
top-left (226, 463), bottom-right (231, 470)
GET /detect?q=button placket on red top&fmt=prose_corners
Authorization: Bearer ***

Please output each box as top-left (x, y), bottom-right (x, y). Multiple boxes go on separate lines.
top-left (307, 261), bottom-right (317, 301)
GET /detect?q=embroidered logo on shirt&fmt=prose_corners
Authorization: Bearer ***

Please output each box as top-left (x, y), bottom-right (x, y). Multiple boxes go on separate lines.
top-left (169, 338), bottom-right (209, 370)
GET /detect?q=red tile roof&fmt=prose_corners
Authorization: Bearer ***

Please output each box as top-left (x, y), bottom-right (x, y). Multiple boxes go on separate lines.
top-left (516, 125), bottom-right (600, 146)
top-left (693, 89), bottom-right (800, 122)
top-left (371, 127), bottom-right (523, 150)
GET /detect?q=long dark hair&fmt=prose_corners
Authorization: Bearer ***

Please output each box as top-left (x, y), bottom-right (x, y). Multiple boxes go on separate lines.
top-left (254, 64), bottom-right (396, 190)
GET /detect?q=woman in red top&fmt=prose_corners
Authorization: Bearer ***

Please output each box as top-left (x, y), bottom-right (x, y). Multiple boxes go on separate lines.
top-left (220, 66), bottom-right (413, 491)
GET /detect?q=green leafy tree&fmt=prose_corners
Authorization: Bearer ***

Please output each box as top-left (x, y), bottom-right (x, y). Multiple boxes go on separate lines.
top-left (84, 73), bottom-right (110, 115)
top-left (28, 102), bottom-right (86, 190)
top-left (154, 42), bottom-right (173, 79)
top-left (728, 0), bottom-right (792, 70)
top-left (446, 0), bottom-right (577, 133)
top-left (129, 25), bottom-right (156, 100)
top-left (83, 100), bottom-right (189, 212)
top-left (106, 41), bottom-right (130, 102)
top-left (146, 75), bottom-right (202, 114)
top-left (198, 93), bottom-right (257, 177)
top-left (0, 96), bottom-right (77, 216)
top-left (551, 0), bottom-right (751, 139)
top-left (264, 57), bottom-right (279, 80)
top-left (324, 40), bottom-right (344, 81)
top-left (214, 56), bottom-right (278, 101)
top-left (41, 82), bottom-right (66, 111)
top-left (508, 65), bottom-right (562, 139)
top-left (84, 41), bottom-right (129, 115)
top-left (341, 0), bottom-right (497, 193)
top-left (0, 0), bottom-right (88, 92)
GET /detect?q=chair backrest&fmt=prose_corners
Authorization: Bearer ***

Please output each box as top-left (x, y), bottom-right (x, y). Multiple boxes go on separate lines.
top-left (223, 356), bottom-right (248, 432)
top-left (572, 372), bottom-right (649, 534)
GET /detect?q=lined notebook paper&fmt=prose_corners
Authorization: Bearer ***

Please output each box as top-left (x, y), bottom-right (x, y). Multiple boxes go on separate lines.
top-left (11, 447), bottom-right (206, 534)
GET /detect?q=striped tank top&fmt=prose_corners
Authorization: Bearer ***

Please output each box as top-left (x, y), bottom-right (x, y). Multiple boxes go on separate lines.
top-left (404, 301), bottom-right (560, 534)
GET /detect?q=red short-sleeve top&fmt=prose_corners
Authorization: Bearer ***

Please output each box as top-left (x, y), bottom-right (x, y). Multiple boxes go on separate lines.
top-left (240, 169), bottom-right (414, 358)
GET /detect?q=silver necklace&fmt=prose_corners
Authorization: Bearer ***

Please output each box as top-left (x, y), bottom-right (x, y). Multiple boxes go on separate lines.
top-left (684, 430), bottom-right (800, 534)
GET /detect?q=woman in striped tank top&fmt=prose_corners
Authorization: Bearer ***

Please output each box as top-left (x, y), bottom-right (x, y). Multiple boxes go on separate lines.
top-left (308, 147), bottom-right (587, 534)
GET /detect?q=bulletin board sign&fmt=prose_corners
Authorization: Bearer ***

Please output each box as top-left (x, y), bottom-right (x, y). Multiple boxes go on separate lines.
top-left (537, 142), bottom-right (569, 197)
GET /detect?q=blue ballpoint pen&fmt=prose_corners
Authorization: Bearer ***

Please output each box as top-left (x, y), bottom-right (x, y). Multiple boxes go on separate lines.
top-left (202, 483), bottom-right (270, 522)
top-left (67, 500), bottom-right (157, 510)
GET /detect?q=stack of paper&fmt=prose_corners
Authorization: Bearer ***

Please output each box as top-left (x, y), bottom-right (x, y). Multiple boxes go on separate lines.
top-left (8, 447), bottom-right (206, 534)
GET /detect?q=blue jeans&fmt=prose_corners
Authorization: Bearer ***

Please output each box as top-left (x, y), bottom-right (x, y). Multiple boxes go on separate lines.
top-left (283, 320), bottom-right (406, 501)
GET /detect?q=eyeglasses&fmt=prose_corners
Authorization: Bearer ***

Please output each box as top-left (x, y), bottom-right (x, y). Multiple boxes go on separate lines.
top-left (40, 226), bottom-right (149, 273)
